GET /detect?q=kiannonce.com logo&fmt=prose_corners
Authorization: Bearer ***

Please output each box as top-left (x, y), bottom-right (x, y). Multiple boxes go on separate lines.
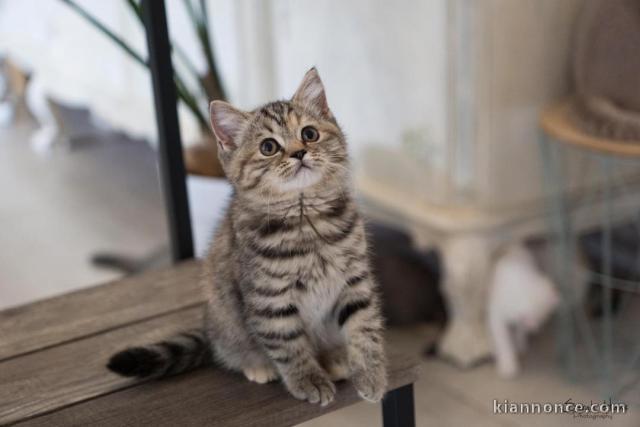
top-left (493, 399), bottom-right (628, 419)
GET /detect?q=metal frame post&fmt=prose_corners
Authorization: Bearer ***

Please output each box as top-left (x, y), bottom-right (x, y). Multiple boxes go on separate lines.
top-left (142, 0), bottom-right (194, 262)
top-left (382, 384), bottom-right (416, 427)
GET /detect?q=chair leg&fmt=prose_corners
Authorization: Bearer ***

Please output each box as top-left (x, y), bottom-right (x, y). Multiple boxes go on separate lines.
top-left (142, 0), bottom-right (194, 262)
top-left (382, 384), bottom-right (415, 427)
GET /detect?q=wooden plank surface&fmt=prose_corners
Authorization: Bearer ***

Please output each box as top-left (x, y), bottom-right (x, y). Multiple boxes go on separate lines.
top-left (1, 258), bottom-right (418, 426)
top-left (0, 260), bottom-right (202, 361)
top-left (1, 281), bottom-right (418, 427)
top-left (0, 306), bottom-right (204, 425)
top-left (16, 350), bottom-right (417, 427)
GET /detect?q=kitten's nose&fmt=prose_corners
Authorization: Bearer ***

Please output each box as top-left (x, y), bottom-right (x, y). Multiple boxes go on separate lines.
top-left (291, 149), bottom-right (307, 160)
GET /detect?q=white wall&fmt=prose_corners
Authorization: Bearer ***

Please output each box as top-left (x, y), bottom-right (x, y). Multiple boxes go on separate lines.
top-left (0, 0), bottom-right (450, 163)
top-left (474, 0), bottom-right (584, 210)
top-left (268, 0), bottom-right (449, 163)
top-left (0, 0), bottom-right (592, 215)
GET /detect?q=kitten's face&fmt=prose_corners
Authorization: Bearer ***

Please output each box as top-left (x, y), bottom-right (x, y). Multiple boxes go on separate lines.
top-left (209, 69), bottom-right (348, 196)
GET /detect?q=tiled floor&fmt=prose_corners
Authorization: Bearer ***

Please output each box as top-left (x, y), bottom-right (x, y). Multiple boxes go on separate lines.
top-left (303, 323), bottom-right (639, 427)
top-left (1, 119), bottom-right (637, 426)
top-left (0, 119), bottom-right (167, 309)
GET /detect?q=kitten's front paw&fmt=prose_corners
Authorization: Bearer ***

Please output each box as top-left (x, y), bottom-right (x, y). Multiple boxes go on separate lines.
top-left (243, 365), bottom-right (279, 384)
top-left (352, 365), bottom-right (387, 402)
top-left (285, 369), bottom-right (336, 406)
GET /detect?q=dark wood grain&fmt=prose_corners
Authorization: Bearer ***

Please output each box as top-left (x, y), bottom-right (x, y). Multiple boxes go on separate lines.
top-left (0, 296), bottom-right (417, 426)
top-left (1, 258), bottom-right (418, 427)
top-left (0, 260), bottom-right (203, 361)
top-left (16, 350), bottom-right (417, 427)
top-left (0, 306), bottom-right (204, 425)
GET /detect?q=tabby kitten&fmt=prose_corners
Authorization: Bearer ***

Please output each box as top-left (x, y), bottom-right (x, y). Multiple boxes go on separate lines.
top-left (107, 68), bottom-right (387, 405)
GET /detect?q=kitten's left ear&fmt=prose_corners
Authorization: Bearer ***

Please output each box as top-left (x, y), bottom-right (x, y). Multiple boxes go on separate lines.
top-left (292, 67), bottom-right (333, 118)
top-left (209, 100), bottom-right (250, 152)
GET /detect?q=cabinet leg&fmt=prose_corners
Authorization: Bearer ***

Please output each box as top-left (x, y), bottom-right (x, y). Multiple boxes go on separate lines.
top-left (438, 235), bottom-right (493, 367)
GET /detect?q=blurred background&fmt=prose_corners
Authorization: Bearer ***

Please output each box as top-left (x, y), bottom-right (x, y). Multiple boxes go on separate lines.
top-left (1, 0), bottom-right (639, 425)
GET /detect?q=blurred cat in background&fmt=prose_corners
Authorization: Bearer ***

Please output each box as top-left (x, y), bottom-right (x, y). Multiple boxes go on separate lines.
top-left (488, 244), bottom-right (560, 378)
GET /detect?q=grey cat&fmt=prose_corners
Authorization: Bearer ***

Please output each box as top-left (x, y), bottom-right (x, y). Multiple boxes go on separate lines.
top-left (572, 0), bottom-right (640, 140)
top-left (107, 68), bottom-right (387, 406)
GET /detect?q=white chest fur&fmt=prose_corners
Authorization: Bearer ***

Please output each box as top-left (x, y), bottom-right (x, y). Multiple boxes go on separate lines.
top-left (295, 266), bottom-right (346, 352)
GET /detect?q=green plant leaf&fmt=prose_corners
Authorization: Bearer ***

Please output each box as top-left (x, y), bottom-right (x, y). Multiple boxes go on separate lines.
top-left (60, 0), bottom-right (209, 129)
top-left (61, 0), bottom-right (146, 67)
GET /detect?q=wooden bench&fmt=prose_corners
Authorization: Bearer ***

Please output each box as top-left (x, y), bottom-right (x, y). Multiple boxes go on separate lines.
top-left (0, 260), bottom-right (418, 426)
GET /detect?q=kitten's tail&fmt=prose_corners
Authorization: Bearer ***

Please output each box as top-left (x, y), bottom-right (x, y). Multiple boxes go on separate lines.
top-left (107, 329), bottom-right (211, 379)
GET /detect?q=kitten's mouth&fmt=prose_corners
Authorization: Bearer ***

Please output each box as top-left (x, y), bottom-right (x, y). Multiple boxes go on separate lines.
top-left (279, 163), bottom-right (321, 191)
top-left (294, 162), bottom-right (312, 174)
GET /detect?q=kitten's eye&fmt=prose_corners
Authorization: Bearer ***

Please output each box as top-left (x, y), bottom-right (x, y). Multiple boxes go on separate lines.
top-left (259, 138), bottom-right (280, 156)
top-left (301, 126), bottom-right (319, 142)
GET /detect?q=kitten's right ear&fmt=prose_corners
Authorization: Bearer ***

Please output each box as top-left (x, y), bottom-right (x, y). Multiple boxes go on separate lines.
top-left (209, 100), bottom-right (250, 151)
top-left (292, 67), bottom-right (332, 118)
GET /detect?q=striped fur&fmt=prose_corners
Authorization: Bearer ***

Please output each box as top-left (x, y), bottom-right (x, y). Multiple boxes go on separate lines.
top-left (107, 330), bottom-right (210, 378)
top-left (107, 68), bottom-right (387, 405)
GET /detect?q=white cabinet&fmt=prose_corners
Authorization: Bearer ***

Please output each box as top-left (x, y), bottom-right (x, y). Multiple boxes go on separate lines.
top-left (355, 0), bottom-right (586, 365)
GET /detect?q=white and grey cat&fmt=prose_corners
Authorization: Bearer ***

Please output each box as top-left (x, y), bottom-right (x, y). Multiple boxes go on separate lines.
top-left (488, 244), bottom-right (560, 378)
top-left (107, 68), bottom-right (387, 406)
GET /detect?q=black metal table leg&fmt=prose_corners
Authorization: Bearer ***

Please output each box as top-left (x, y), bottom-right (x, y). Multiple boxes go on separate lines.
top-left (382, 384), bottom-right (416, 427)
top-left (142, 0), bottom-right (194, 262)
